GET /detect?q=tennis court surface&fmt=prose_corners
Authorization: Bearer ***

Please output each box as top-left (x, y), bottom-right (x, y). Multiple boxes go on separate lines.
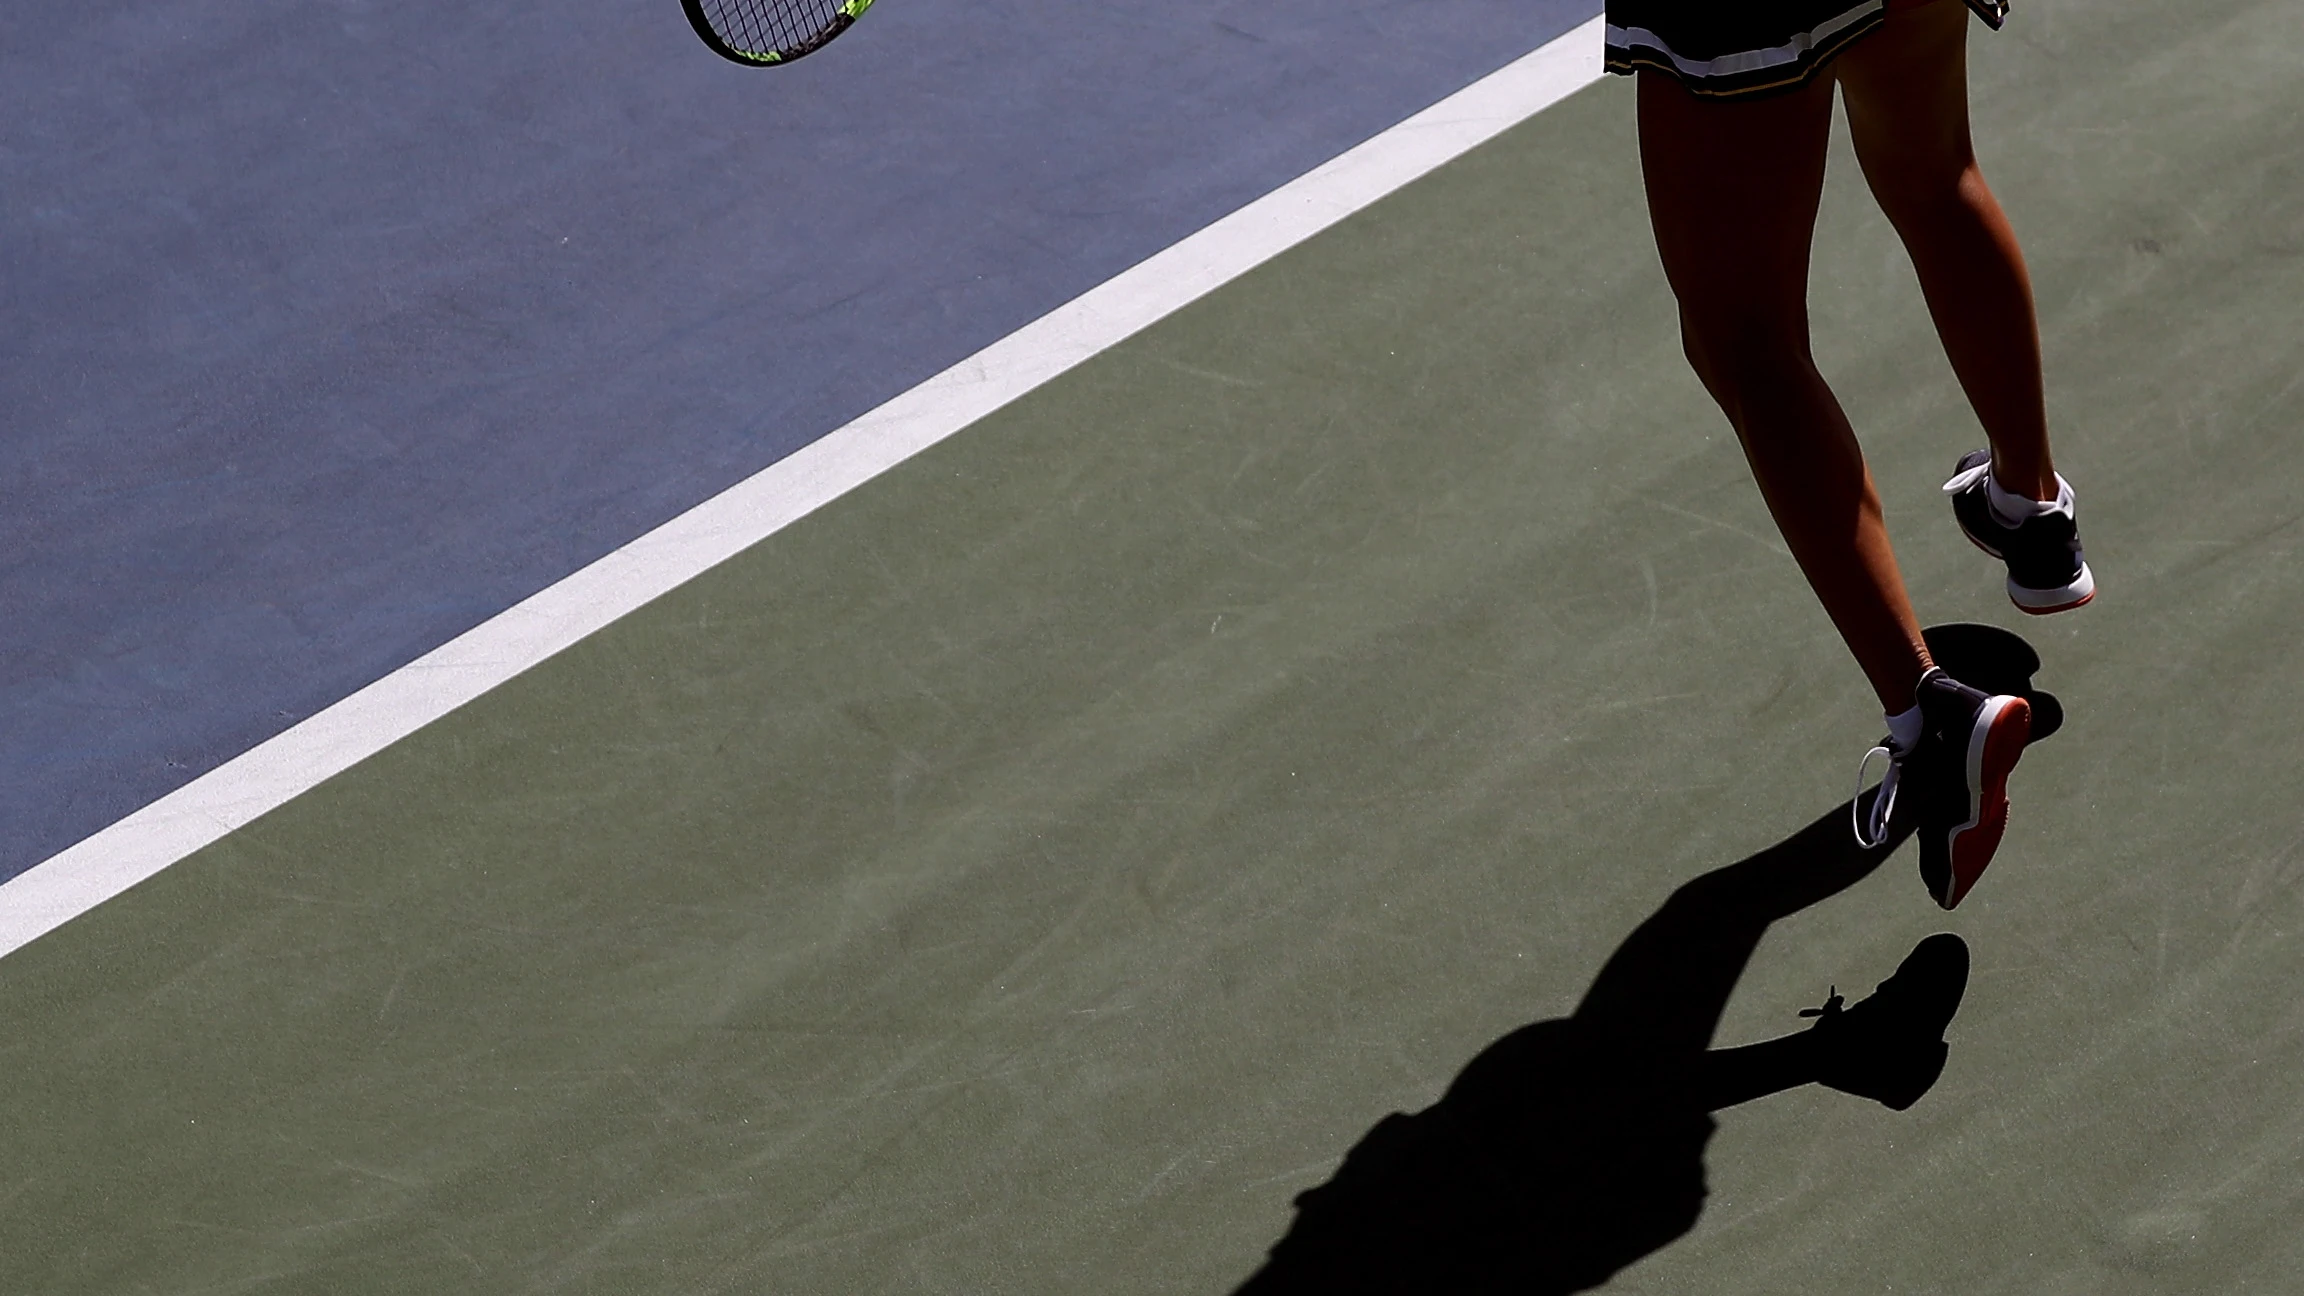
top-left (5, 0), bottom-right (2302, 1291)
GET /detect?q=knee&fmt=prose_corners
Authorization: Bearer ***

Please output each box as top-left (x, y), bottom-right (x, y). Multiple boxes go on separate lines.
top-left (1677, 319), bottom-right (1724, 404)
top-left (1875, 158), bottom-right (1997, 244)
top-left (1676, 309), bottom-right (1811, 413)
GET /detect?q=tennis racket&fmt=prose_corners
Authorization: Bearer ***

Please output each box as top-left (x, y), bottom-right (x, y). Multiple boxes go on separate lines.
top-left (681, 0), bottom-right (874, 66)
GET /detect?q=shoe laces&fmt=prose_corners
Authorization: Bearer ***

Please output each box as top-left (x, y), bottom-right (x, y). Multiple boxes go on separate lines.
top-left (1852, 742), bottom-right (1904, 848)
top-left (1941, 461), bottom-right (1993, 496)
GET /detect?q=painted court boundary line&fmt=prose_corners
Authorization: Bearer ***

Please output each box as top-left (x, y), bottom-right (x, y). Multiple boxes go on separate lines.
top-left (0, 18), bottom-right (1608, 960)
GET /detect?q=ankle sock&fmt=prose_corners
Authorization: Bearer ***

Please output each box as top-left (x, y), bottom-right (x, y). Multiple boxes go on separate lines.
top-left (1986, 468), bottom-right (2074, 527)
top-left (1886, 703), bottom-right (1924, 753)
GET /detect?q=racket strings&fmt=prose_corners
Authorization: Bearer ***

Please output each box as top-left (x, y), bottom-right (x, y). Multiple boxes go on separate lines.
top-left (695, 0), bottom-right (853, 59)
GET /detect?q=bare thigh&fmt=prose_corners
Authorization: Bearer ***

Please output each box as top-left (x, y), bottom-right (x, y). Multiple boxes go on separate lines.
top-left (1835, 0), bottom-right (1978, 220)
top-left (1635, 69), bottom-right (1837, 416)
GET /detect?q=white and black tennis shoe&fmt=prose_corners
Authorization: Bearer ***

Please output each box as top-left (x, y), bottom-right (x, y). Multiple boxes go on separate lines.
top-left (1943, 449), bottom-right (2094, 614)
top-left (1854, 667), bottom-right (2032, 910)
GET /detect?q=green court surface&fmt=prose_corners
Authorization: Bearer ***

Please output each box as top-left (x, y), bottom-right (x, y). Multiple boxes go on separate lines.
top-left (6, 0), bottom-right (2301, 1290)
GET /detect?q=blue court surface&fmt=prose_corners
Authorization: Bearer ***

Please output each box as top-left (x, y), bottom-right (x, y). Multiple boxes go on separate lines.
top-left (5, 0), bottom-right (2304, 1291)
top-left (4, 0), bottom-right (1589, 882)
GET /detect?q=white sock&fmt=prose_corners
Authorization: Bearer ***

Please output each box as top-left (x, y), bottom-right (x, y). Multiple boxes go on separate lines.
top-left (1886, 703), bottom-right (1924, 753)
top-left (1986, 468), bottom-right (2075, 527)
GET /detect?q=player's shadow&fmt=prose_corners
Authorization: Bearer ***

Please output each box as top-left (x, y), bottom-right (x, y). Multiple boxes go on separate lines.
top-left (1232, 794), bottom-right (1925, 1295)
top-left (1233, 621), bottom-right (2060, 1294)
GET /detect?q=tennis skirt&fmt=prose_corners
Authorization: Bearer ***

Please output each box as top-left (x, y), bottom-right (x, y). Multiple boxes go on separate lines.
top-left (1605, 0), bottom-right (2008, 100)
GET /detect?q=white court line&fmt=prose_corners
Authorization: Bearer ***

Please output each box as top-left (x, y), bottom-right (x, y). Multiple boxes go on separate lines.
top-left (0, 18), bottom-right (1607, 960)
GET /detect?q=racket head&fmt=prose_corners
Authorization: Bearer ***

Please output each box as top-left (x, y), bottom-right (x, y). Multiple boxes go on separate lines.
top-left (681, 0), bottom-right (873, 66)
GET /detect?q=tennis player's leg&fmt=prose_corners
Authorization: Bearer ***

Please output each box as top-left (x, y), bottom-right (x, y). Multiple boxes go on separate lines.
top-left (1636, 70), bottom-right (1933, 716)
top-left (1840, 0), bottom-right (2092, 622)
top-left (1837, 0), bottom-right (2056, 501)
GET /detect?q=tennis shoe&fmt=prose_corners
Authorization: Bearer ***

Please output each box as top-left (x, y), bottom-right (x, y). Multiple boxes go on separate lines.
top-left (1853, 667), bottom-right (2031, 909)
top-left (1943, 450), bottom-right (2093, 614)
top-left (1801, 933), bottom-right (1970, 1111)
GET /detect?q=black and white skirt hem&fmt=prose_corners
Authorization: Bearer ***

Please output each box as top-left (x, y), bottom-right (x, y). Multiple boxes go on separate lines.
top-left (1604, 0), bottom-right (2009, 101)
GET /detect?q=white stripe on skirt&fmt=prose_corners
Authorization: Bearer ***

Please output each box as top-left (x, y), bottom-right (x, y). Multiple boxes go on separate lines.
top-left (1606, 0), bottom-right (1883, 80)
